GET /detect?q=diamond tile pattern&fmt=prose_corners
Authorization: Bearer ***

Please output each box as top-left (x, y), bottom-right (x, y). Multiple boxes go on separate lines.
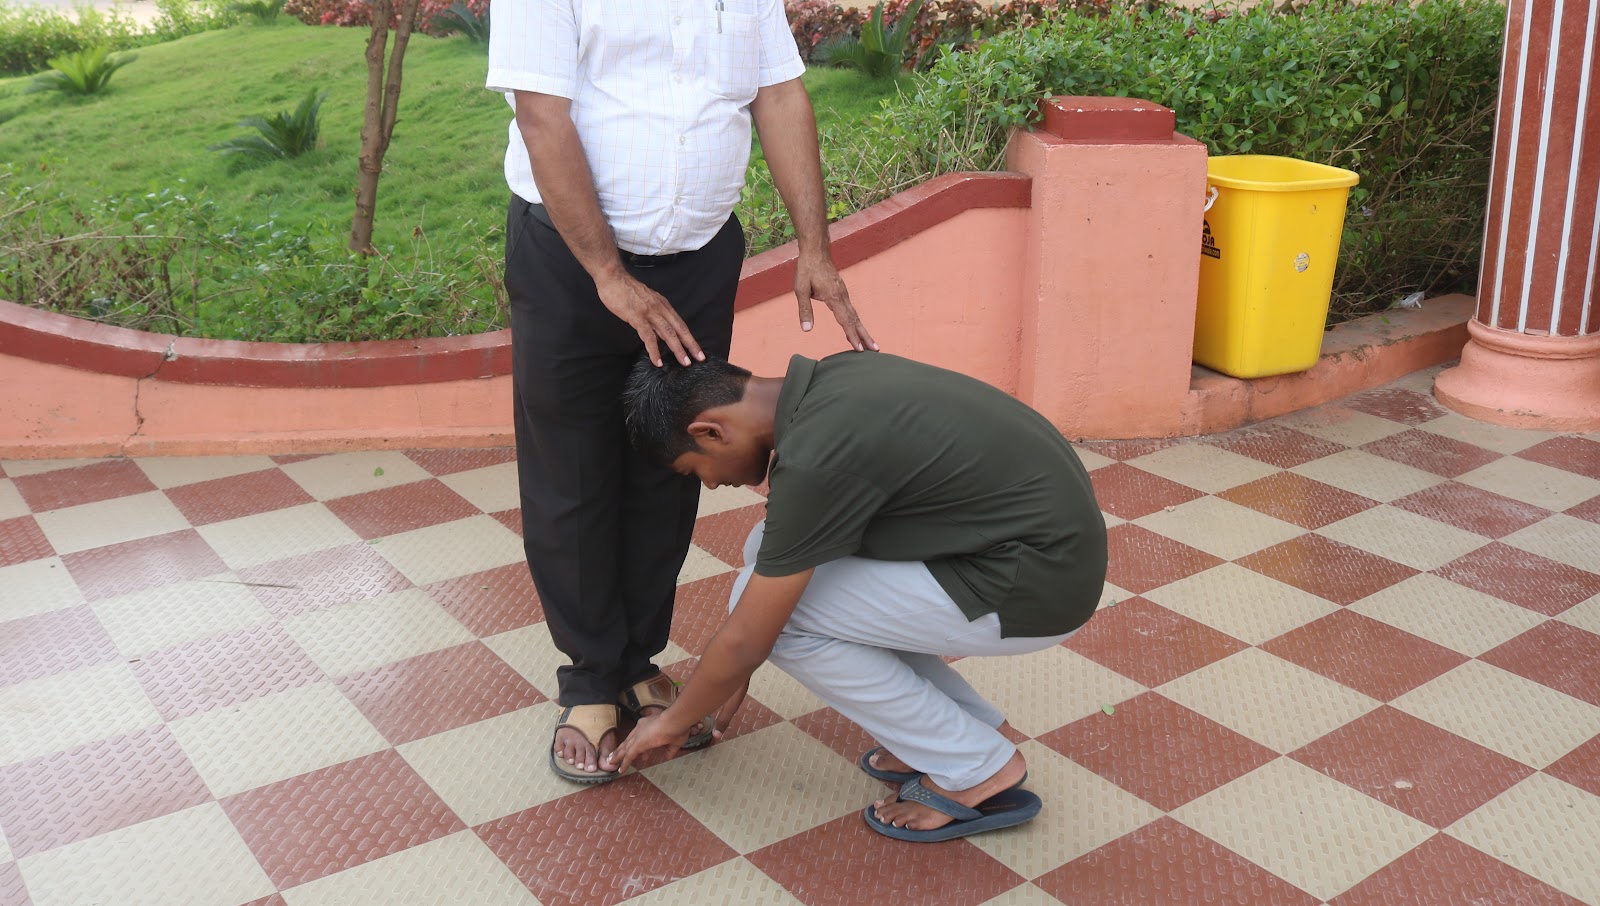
top-left (1, 387), bottom-right (1598, 906)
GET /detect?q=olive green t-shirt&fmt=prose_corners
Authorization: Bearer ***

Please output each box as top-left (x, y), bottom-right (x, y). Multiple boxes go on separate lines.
top-left (754, 353), bottom-right (1107, 637)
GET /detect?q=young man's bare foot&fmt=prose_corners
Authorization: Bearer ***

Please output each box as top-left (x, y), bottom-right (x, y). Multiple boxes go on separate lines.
top-left (871, 750), bottom-right (1027, 831)
top-left (867, 748), bottom-right (915, 775)
top-left (554, 725), bottom-right (617, 777)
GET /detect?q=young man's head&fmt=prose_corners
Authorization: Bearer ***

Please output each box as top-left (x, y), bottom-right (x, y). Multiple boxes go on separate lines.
top-left (624, 355), bottom-right (773, 489)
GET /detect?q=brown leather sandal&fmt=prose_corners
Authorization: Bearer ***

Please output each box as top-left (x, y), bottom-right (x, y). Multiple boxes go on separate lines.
top-left (549, 703), bottom-right (621, 784)
top-left (619, 674), bottom-right (714, 749)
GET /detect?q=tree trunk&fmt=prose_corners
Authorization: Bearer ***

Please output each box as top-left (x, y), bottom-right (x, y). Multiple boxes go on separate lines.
top-left (349, 0), bottom-right (422, 254)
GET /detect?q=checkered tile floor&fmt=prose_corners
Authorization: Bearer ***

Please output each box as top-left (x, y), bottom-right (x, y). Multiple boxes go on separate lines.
top-left (4, 368), bottom-right (1600, 905)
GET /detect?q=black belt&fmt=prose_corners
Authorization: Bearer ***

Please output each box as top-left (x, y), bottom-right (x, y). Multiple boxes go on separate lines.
top-left (528, 202), bottom-right (685, 268)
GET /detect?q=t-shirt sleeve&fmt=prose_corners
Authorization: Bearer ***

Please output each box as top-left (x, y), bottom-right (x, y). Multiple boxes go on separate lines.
top-left (486, 0), bottom-right (579, 98)
top-left (755, 0), bottom-right (806, 88)
top-left (755, 466), bottom-right (887, 576)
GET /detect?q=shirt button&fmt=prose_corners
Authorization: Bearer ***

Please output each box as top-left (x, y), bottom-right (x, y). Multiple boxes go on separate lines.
top-left (678, 135), bottom-right (686, 145)
top-left (673, 15), bottom-right (681, 24)
top-left (673, 73), bottom-right (682, 83)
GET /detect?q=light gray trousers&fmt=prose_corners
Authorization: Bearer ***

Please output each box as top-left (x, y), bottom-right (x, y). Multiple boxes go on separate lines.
top-left (730, 522), bottom-right (1074, 791)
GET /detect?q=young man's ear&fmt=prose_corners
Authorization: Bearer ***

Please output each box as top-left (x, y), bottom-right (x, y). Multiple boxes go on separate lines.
top-left (687, 420), bottom-right (724, 446)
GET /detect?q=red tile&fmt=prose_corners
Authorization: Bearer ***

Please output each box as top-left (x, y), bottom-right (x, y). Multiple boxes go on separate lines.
top-left (1290, 707), bottom-right (1532, 828)
top-left (1433, 542), bottom-right (1600, 616)
top-left (1362, 429), bottom-right (1503, 478)
top-left (163, 469), bottom-right (314, 527)
top-left (1262, 610), bottom-right (1467, 700)
top-left (668, 571), bottom-right (738, 654)
top-left (1039, 692), bottom-right (1276, 811)
top-left (404, 447), bottom-right (516, 476)
top-left (1480, 621), bottom-right (1600, 708)
top-left (0, 605), bottom-right (120, 686)
top-left (1568, 493), bottom-right (1600, 524)
top-left (222, 749), bottom-right (463, 890)
top-left (1104, 524), bottom-right (1224, 595)
top-left (1342, 388), bottom-right (1449, 425)
top-left (1065, 597), bottom-right (1247, 687)
top-left (1238, 534), bottom-right (1417, 606)
top-left (1546, 733), bottom-right (1600, 797)
top-left (748, 812), bottom-right (1023, 906)
top-left (240, 896), bottom-right (289, 906)
top-left (489, 507), bottom-right (522, 537)
top-left (0, 726), bottom-right (211, 858)
top-left (1209, 424), bottom-right (1347, 469)
top-left (322, 479), bottom-right (480, 541)
top-left (11, 460), bottom-right (157, 512)
top-left (335, 642), bottom-right (544, 745)
top-left (237, 542), bottom-right (412, 619)
top-left (1391, 481), bottom-right (1552, 538)
top-left (1218, 472), bottom-right (1380, 530)
top-left (132, 624), bottom-right (325, 721)
top-left (270, 454), bottom-right (322, 465)
top-left (60, 529), bottom-right (227, 602)
top-left (1330, 834), bottom-right (1585, 906)
top-left (1039, 817), bottom-right (1317, 906)
top-left (1088, 463), bottom-right (1206, 520)
top-left (477, 775), bottom-right (735, 906)
top-left (692, 504), bottom-right (765, 569)
top-left (1517, 436), bottom-right (1600, 481)
top-left (1077, 439), bottom-right (1182, 461)
top-left (424, 563), bottom-right (542, 638)
top-left (0, 515), bottom-right (53, 568)
top-left (0, 862), bottom-right (30, 906)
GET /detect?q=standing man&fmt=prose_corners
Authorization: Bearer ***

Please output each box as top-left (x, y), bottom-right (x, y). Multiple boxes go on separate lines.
top-left (487, 1), bottom-right (876, 784)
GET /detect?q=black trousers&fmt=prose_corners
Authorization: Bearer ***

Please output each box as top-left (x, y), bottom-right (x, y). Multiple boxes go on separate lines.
top-left (504, 195), bottom-right (741, 706)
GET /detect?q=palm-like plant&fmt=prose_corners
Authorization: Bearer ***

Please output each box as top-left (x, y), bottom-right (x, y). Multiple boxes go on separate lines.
top-left (227, 0), bottom-right (286, 22)
top-left (431, 1), bottom-right (488, 42)
top-left (816, 0), bottom-right (925, 79)
top-left (26, 47), bottom-right (137, 96)
top-left (209, 89), bottom-right (327, 167)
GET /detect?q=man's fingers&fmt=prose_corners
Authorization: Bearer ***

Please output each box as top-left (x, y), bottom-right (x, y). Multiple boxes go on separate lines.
top-left (647, 299), bottom-right (701, 366)
top-left (635, 328), bottom-right (664, 367)
top-left (795, 290), bottom-right (814, 332)
top-left (713, 685), bottom-right (748, 739)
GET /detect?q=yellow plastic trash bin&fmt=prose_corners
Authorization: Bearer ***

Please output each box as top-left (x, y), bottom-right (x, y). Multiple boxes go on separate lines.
top-left (1193, 155), bottom-right (1359, 379)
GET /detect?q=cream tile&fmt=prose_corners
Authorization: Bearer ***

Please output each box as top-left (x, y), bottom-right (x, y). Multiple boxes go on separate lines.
top-left (0, 479), bottom-right (26, 520)
top-left (32, 491), bottom-right (190, 556)
top-left (282, 588), bottom-right (474, 678)
top-left (953, 647), bottom-right (1145, 738)
top-left (280, 450), bottom-right (432, 500)
top-left (1316, 506), bottom-right (1491, 571)
top-left (1099, 582), bottom-right (1132, 610)
top-left (169, 682), bottom-right (387, 798)
top-left (1502, 513), bottom-right (1600, 573)
top-left (0, 458), bottom-right (107, 477)
top-left (1447, 774), bottom-right (1600, 904)
top-left (970, 741), bottom-right (1161, 879)
top-left (623, 857), bottom-right (803, 906)
top-left (1391, 661), bottom-right (1600, 768)
top-left (1156, 649), bottom-right (1379, 753)
top-left (484, 623), bottom-right (564, 699)
top-left (1071, 446), bottom-right (1116, 472)
top-left (645, 722), bottom-right (881, 853)
top-left (1290, 450), bottom-right (1445, 503)
top-left (697, 484), bottom-right (766, 518)
top-left (398, 703), bottom-right (568, 826)
top-left (196, 502), bottom-right (360, 570)
top-left (0, 822), bottom-right (12, 862)
top-left (1143, 564), bottom-right (1339, 645)
top-left (1172, 758), bottom-right (1432, 902)
top-left (1134, 497), bottom-right (1303, 561)
top-left (1100, 511), bottom-right (1126, 529)
top-left (0, 558), bottom-right (84, 623)
top-left (1457, 458), bottom-right (1600, 511)
top-left (1349, 574), bottom-right (1546, 656)
top-left (1558, 594), bottom-right (1600, 635)
top-left (438, 462), bottom-right (520, 515)
top-left (92, 574), bottom-right (273, 658)
top-left (745, 663), bottom-right (824, 720)
top-left (979, 885), bottom-right (1065, 906)
top-left (0, 662), bottom-right (161, 766)
top-left (281, 831), bottom-right (538, 906)
top-left (1414, 412), bottom-right (1555, 453)
top-left (16, 804), bottom-right (273, 906)
top-left (1279, 406), bottom-right (1409, 447)
top-left (134, 455), bottom-right (279, 489)
top-left (1388, 365), bottom-right (1448, 394)
top-left (678, 543), bottom-right (736, 584)
top-left (372, 514), bottom-right (524, 586)
top-left (1126, 444), bottom-right (1280, 493)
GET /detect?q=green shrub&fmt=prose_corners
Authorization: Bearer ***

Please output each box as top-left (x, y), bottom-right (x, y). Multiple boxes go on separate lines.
top-left (227, 0), bottom-right (286, 21)
top-left (26, 45), bottom-right (136, 94)
top-left (0, 2), bottom-right (140, 74)
top-left (811, 0), bottom-right (1505, 320)
top-left (144, 0), bottom-right (239, 42)
top-left (429, 1), bottom-right (487, 42)
top-left (209, 89), bottom-right (328, 166)
top-left (817, 0), bottom-right (925, 78)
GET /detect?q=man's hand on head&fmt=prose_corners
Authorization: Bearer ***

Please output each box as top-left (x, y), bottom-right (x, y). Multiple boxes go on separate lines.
top-left (595, 271), bottom-right (705, 367)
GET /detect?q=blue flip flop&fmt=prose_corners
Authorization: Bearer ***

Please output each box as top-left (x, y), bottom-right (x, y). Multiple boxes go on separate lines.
top-left (859, 747), bottom-right (922, 784)
top-left (864, 775), bottom-right (1042, 842)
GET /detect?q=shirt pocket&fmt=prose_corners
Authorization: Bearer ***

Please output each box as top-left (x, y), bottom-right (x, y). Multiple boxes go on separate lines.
top-left (694, 11), bottom-right (760, 102)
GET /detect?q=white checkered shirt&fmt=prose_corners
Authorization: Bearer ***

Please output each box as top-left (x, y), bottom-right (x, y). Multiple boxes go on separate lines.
top-left (488, 0), bottom-right (805, 255)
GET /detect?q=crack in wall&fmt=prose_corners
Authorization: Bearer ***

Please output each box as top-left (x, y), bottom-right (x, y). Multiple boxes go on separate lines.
top-left (124, 341), bottom-right (177, 455)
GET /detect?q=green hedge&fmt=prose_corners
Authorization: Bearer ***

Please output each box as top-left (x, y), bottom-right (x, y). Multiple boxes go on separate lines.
top-left (0, 0), bottom-right (232, 75)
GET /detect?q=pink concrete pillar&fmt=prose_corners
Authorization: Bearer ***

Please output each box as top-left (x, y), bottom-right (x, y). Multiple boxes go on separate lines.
top-left (1434, 0), bottom-right (1600, 430)
top-left (1005, 97), bottom-right (1209, 438)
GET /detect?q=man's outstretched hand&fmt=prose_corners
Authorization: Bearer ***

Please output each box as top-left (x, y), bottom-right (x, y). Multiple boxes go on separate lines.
top-left (795, 255), bottom-right (877, 353)
top-left (711, 680), bottom-right (750, 742)
top-left (604, 714), bottom-right (689, 774)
